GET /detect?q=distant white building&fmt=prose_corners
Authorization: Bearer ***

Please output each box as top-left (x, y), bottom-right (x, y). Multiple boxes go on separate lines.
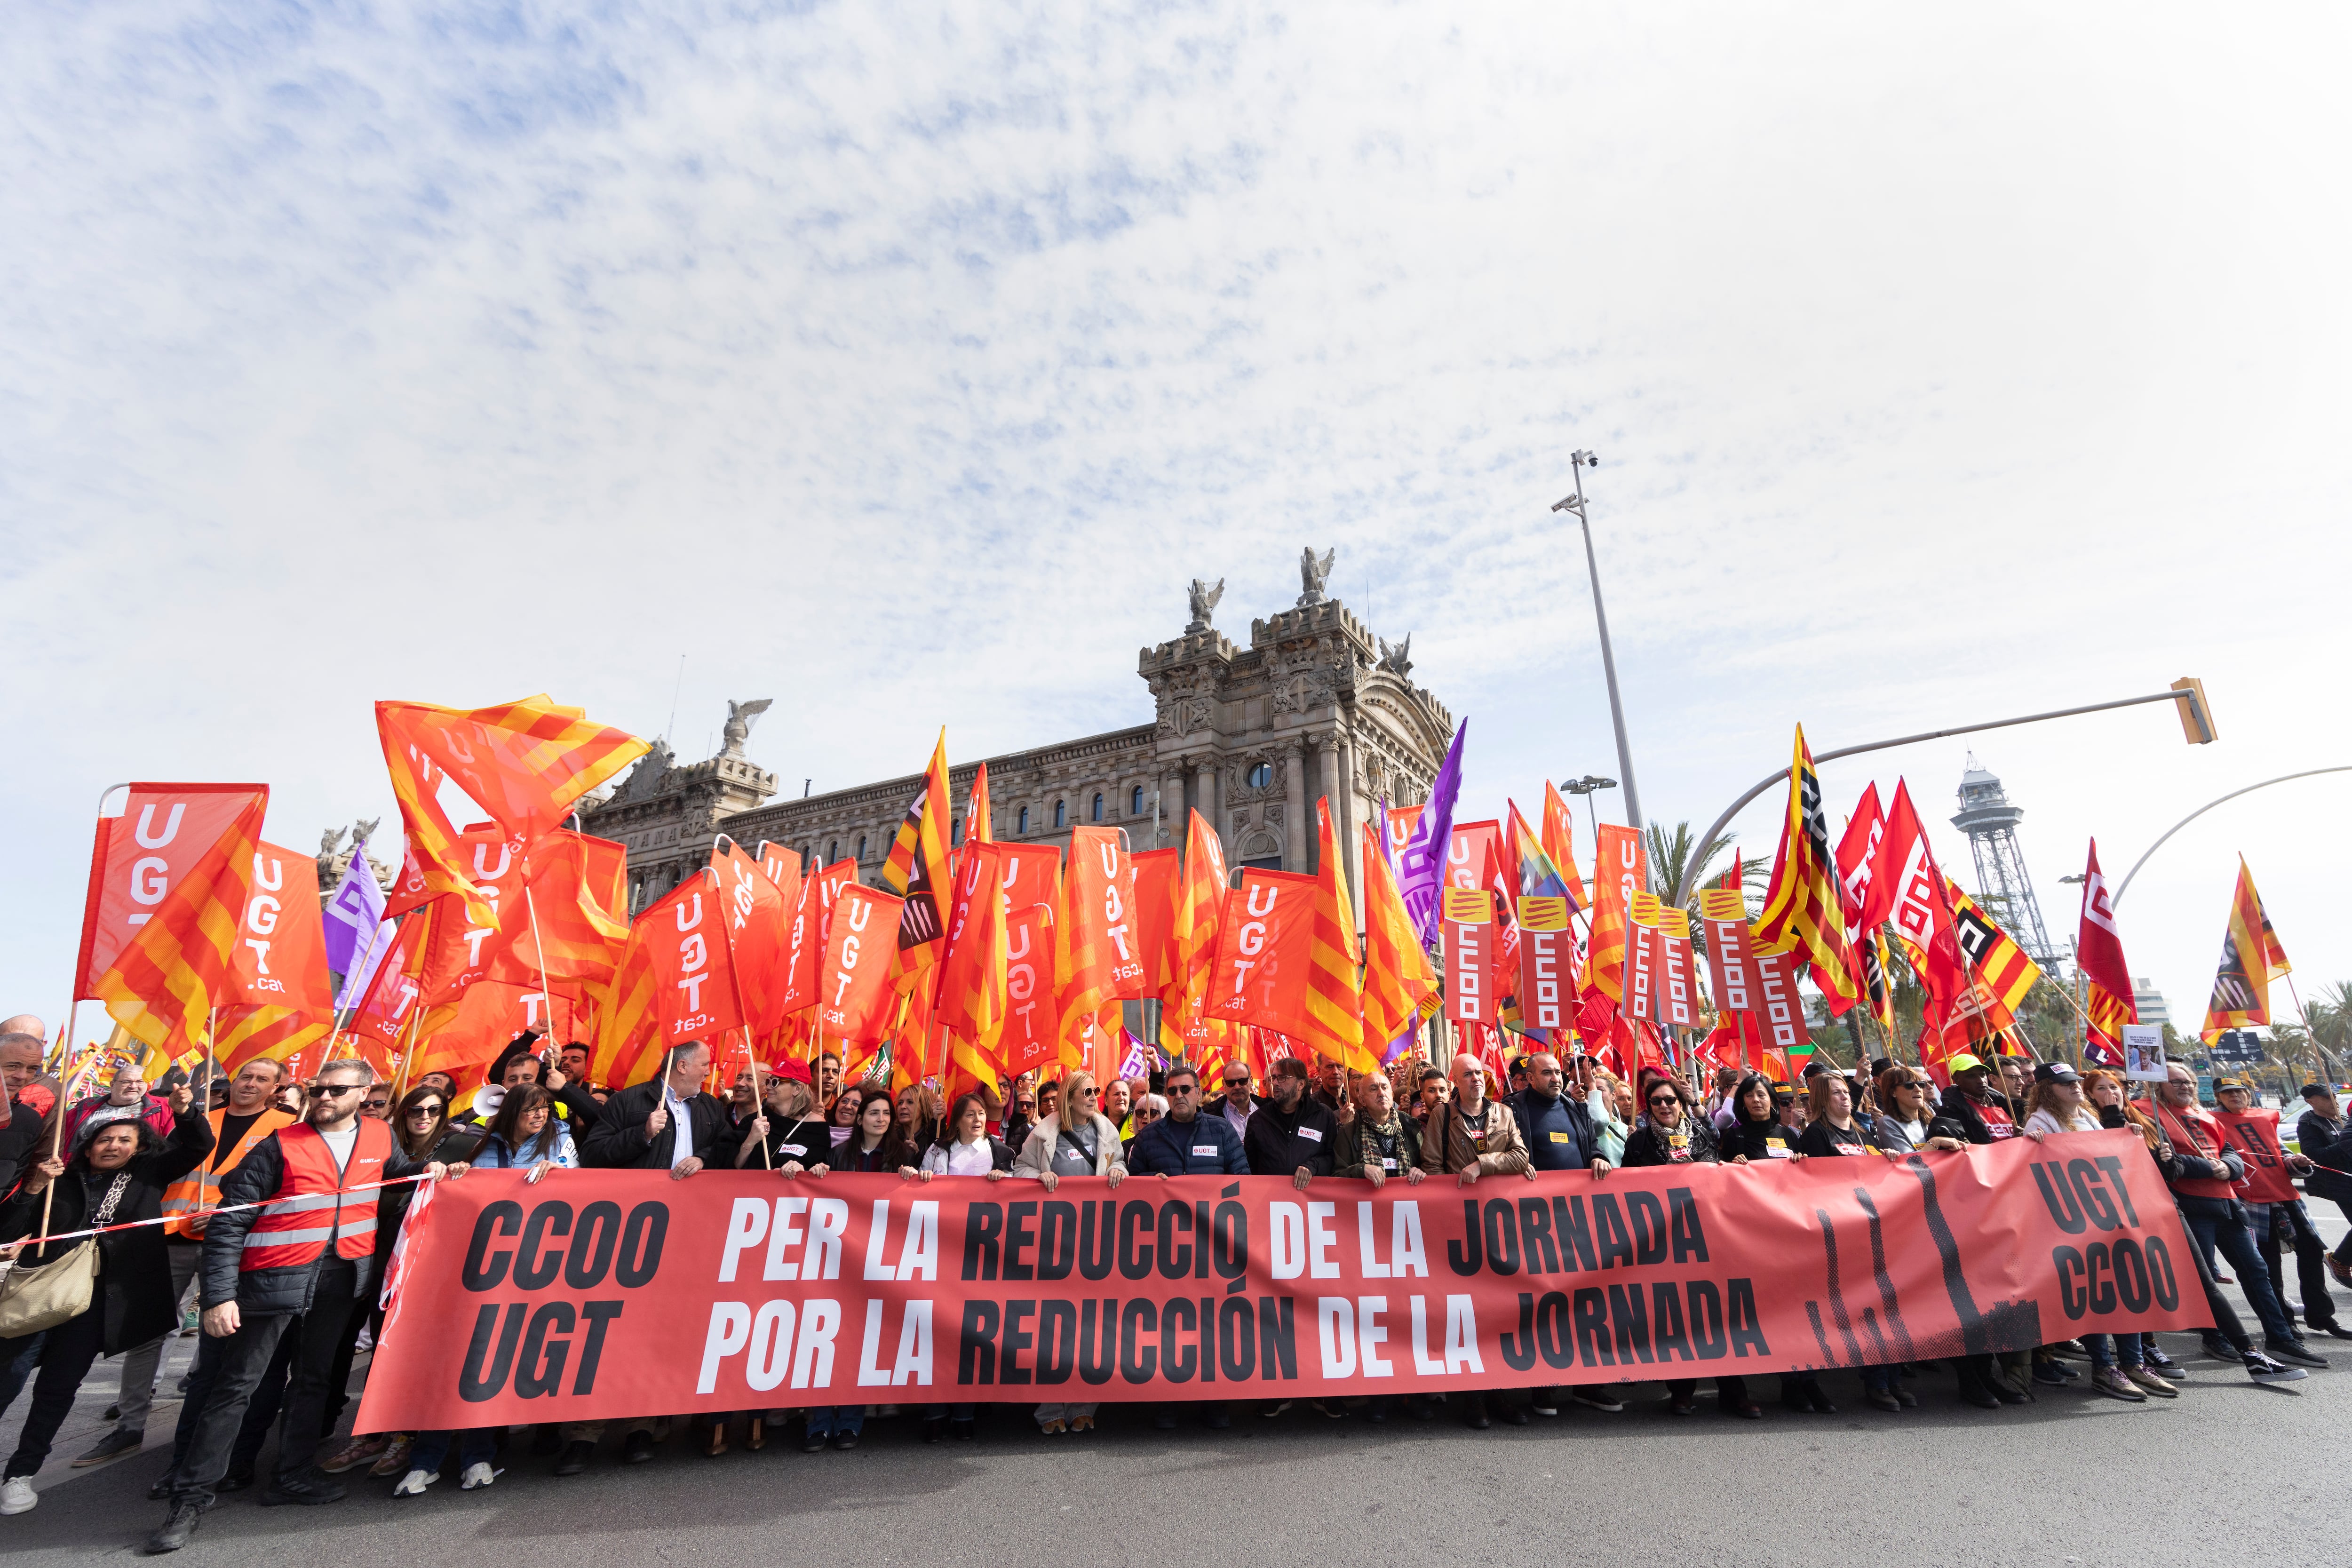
top-left (2133, 977), bottom-right (2171, 1028)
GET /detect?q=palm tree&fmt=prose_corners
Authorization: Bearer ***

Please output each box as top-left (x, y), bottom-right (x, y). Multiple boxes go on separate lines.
top-left (1645, 820), bottom-right (1745, 912)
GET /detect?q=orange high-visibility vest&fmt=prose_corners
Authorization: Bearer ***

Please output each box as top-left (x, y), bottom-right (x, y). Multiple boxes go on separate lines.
top-left (237, 1118), bottom-right (393, 1274)
top-left (160, 1106), bottom-right (296, 1239)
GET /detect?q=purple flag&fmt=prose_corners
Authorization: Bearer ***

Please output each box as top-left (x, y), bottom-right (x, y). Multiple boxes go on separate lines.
top-left (1396, 719), bottom-right (1466, 948)
top-left (323, 838), bottom-right (393, 1010)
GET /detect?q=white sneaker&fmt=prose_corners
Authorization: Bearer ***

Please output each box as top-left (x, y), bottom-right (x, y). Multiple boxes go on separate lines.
top-left (0, 1477), bottom-right (37, 1515)
top-left (459, 1463), bottom-right (496, 1491)
top-left (392, 1469), bottom-right (438, 1497)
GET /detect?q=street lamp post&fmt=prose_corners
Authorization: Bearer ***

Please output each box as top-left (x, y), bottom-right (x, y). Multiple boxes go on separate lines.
top-left (1672, 685), bottom-right (2218, 909)
top-left (1553, 454), bottom-right (1644, 834)
top-left (1560, 774), bottom-right (1617, 855)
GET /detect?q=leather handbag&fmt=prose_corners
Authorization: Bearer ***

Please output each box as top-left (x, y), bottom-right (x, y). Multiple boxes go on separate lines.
top-left (0, 1172), bottom-right (130, 1339)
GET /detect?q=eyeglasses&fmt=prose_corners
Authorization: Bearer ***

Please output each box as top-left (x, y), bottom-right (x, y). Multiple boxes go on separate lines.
top-left (307, 1083), bottom-right (362, 1098)
top-left (362, 1098), bottom-right (390, 1111)
top-left (1014, 1099), bottom-right (1036, 1111)
top-left (1647, 1095), bottom-right (1677, 1108)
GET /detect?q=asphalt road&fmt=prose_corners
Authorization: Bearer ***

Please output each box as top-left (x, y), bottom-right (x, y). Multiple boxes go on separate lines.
top-left (0, 1320), bottom-right (2337, 1568)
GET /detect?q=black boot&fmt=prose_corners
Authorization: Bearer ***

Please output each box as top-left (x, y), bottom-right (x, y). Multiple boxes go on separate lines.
top-left (146, 1503), bottom-right (204, 1554)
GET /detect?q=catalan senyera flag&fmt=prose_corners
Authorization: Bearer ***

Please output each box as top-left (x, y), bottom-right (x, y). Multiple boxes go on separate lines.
top-left (1303, 800), bottom-right (1371, 1073)
top-left (377, 696), bottom-right (647, 928)
top-left (936, 841), bottom-right (1013, 1103)
top-left (216, 1003), bottom-right (335, 1078)
top-left (1359, 821), bottom-right (1438, 1062)
top-left (95, 784), bottom-right (270, 1054)
top-left (588, 922), bottom-right (663, 1090)
top-left (1753, 725), bottom-right (1858, 1002)
top-left (1585, 823), bottom-right (1644, 1003)
top-left (2202, 857), bottom-right (2290, 1041)
top-left (1167, 810), bottom-right (1230, 1063)
top-left (879, 730), bottom-right (955, 962)
top-left (1538, 781), bottom-right (1588, 913)
top-left (1943, 879), bottom-right (2042, 1024)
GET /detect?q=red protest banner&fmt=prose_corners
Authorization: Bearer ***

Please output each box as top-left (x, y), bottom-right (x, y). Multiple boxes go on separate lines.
top-left (1516, 896), bottom-right (1573, 1039)
top-left (1699, 890), bottom-right (1755, 1017)
top-left (1749, 939), bottom-right (1804, 1053)
top-left (1655, 910), bottom-right (1699, 1030)
top-left (356, 1131), bottom-right (2202, 1431)
top-left (1441, 888), bottom-right (1495, 1025)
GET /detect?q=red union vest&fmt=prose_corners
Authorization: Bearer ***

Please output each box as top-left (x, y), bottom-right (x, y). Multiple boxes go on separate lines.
top-left (238, 1117), bottom-right (393, 1273)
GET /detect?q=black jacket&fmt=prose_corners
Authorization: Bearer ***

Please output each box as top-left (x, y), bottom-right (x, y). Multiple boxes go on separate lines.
top-left (0, 1097), bottom-right (45, 1197)
top-left (581, 1080), bottom-right (743, 1170)
top-left (743, 1113), bottom-right (835, 1169)
top-left (1717, 1115), bottom-right (1797, 1163)
top-left (1244, 1098), bottom-right (1338, 1178)
top-left (199, 1120), bottom-right (436, 1317)
top-left (1621, 1119), bottom-right (1720, 1166)
top-left (2297, 1110), bottom-right (2349, 1165)
top-left (1939, 1087), bottom-right (2020, 1146)
top-left (0, 1106), bottom-right (213, 1353)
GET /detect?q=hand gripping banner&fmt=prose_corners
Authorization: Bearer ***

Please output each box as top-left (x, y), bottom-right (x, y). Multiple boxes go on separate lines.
top-left (357, 1130), bottom-right (2200, 1431)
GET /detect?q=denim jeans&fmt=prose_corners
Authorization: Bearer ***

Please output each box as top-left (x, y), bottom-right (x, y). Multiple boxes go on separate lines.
top-left (804, 1406), bottom-right (864, 1439)
top-left (2084, 1334), bottom-right (2144, 1371)
top-left (2179, 1195), bottom-right (2296, 1342)
top-left (408, 1428), bottom-right (497, 1477)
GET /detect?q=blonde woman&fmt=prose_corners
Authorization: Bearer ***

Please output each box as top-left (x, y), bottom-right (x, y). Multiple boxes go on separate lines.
top-left (1010, 1069), bottom-right (1128, 1434)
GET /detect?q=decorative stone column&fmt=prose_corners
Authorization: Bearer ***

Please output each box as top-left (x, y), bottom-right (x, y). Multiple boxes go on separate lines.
top-left (1163, 769), bottom-right (1189, 842)
top-left (1194, 760), bottom-right (1219, 848)
top-left (1282, 740), bottom-right (1309, 871)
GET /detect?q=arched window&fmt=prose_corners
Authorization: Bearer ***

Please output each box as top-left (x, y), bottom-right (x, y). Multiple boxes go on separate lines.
top-left (828, 840), bottom-right (838, 862)
top-left (857, 835), bottom-right (867, 860)
top-left (1091, 793), bottom-right (1104, 822)
top-left (1054, 800), bottom-right (1066, 829)
top-left (951, 816), bottom-right (964, 846)
top-left (1246, 761), bottom-right (1274, 789)
top-left (1017, 806), bottom-right (1030, 835)
top-left (1130, 785), bottom-right (1144, 815)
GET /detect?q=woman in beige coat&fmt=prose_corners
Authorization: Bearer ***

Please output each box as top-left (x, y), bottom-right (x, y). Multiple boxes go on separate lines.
top-left (1009, 1070), bottom-right (1128, 1433)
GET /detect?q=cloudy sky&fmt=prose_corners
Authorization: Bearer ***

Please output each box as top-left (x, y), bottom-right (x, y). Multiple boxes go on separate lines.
top-left (7, 1), bottom-right (2347, 1046)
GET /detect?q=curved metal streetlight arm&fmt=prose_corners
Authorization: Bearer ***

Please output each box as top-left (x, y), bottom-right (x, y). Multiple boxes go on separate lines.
top-left (1673, 688), bottom-right (2200, 908)
top-left (2110, 767), bottom-right (2352, 907)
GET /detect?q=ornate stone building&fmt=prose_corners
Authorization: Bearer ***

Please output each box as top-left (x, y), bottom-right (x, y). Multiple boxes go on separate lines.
top-left (580, 551), bottom-right (1457, 919)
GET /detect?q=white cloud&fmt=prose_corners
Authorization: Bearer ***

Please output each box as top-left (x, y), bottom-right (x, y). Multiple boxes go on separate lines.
top-left (5, 0), bottom-right (2347, 1044)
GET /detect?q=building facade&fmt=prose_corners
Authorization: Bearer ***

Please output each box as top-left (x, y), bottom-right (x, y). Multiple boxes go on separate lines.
top-left (581, 557), bottom-right (1457, 918)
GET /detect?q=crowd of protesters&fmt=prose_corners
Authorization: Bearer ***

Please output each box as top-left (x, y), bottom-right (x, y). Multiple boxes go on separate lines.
top-left (1, 1012), bottom-right (2349, 1553)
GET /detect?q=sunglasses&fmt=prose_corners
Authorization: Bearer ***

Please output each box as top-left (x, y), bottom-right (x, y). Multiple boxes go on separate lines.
top-left (362, 1099), bottom-right (390, 1111)
top-left (1168, 1083), bottom-right (1200, 1094)
top-left (1224, 1079), bottom-right (1250, 1088)
top-left (307, 1083), bottom-right (363, 1098)
top-left (1647, 1095), bottom-right (1677, 1108)
top-left (408, 1105), bottom-right (445, 1118)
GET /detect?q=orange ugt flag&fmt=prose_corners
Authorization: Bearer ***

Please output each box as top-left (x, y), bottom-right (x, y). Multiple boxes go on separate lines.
top-left (95, 784), bottom-right (270, 1053)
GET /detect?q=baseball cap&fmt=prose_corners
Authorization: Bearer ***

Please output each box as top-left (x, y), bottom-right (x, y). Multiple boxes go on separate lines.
top-left (2302, 1082), bottom-right (2331, 1099)
top-left (771, 1058), bottom-right (814, 1086)
top-left (1947, 1053), bottom-right (1986, 1075)
top-left (2033, 1061), bottom-right (2080, 1085)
